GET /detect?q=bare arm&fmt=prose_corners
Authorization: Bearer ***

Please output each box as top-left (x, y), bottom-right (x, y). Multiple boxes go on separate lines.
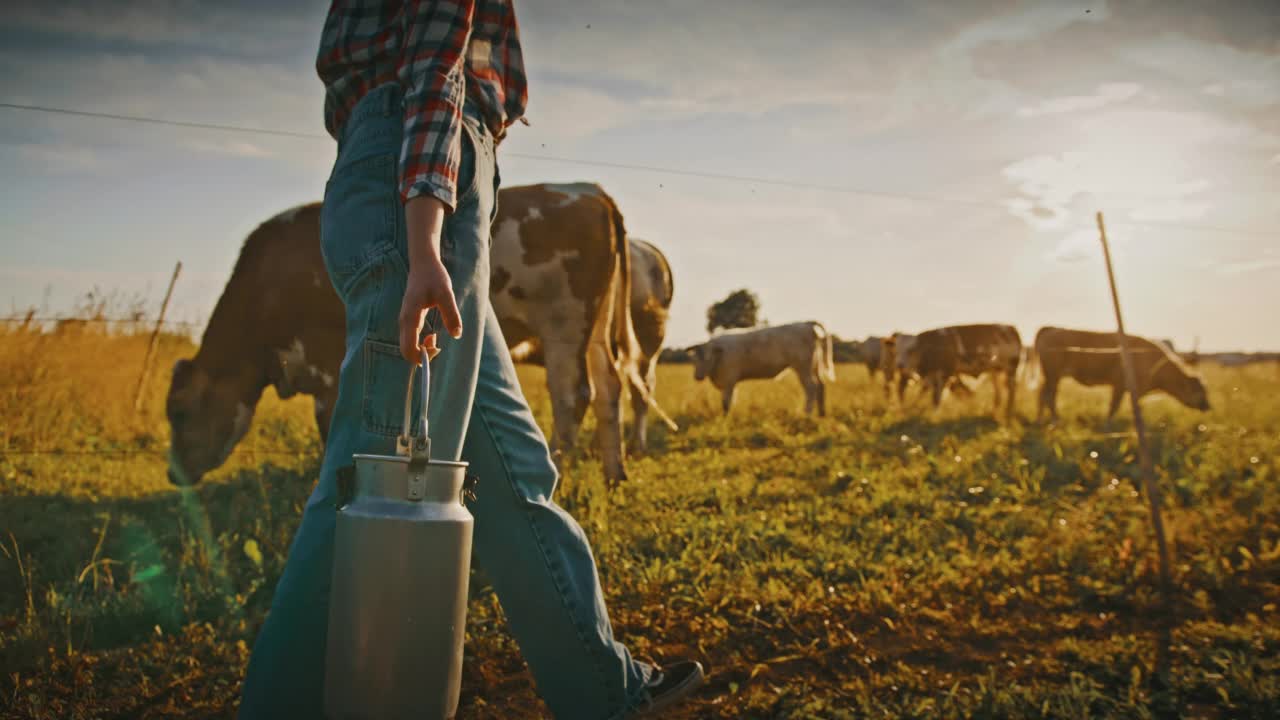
top-left (399, 196), bottom-right (463, 363)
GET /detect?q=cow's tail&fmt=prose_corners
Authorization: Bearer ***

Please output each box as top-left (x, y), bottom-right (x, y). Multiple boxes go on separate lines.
top-left (819, 322), bottom-right (837, 382)
top-left (604, 191), bottom-right (678, 433)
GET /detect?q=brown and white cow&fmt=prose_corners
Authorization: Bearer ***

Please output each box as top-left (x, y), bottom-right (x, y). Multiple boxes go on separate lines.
top-left (166, 184), bottom-right (674, 486)
top-left (1031, 326), bottom-right (1210, 422)
top-left (687, 321), bottom-right (836, 416)
top-left (498, 234), bottom-right (675, 454)
top-left (487, 184), bottom-right (675, 479)
top-left (626, 238), bottom-right (675, 453)
top-left (899, 323), bottom-right (1022, 419)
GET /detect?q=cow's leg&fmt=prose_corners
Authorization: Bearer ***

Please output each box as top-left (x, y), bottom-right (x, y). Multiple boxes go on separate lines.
top-left (1038, 373), bottom-right (1057, 422)
top-left (628, 359), bottom-right (655, 454)
top-left (816, 379), bottom-right (827, 417)
top-left (720, 383), bottom-right (737, 416)
top-left (1005, 366), bottom-right (1018, 421)
top-left (896, 372), bottom-right (910, 404)
top-left (990, 372), bottom-right (1003, 417)
top-left (930, 373), bottom-right (944, 408)
top-left (1107, 385), bottom-right (1125, 420)
top-left (586, 342), bottom-right (627, 483)
top-left (541, 341), bottom-right (590, 467)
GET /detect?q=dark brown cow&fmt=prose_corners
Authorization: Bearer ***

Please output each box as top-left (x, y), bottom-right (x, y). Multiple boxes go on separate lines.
top-left (166, 185), bottom-right (674, 486)
top-left (900, 323), bottom-right (1022, 419)
top-left (166, 204), bottom-right (342, 485)
top-left (1031, 326), bottom-right (1210, 422)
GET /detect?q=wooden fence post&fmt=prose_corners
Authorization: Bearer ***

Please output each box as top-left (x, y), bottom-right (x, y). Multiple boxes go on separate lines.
top-left (133, 261), bottom-right (182, 412)
top-left (1096, 212), bottom-right (1174, 699)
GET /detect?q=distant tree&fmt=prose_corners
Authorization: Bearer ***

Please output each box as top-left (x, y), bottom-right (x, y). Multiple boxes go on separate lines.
top-left (706, 289), bottom-right (762, 334)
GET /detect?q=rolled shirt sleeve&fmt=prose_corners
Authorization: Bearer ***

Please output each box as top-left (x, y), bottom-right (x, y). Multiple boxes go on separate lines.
top-left (397, 0), bottom-right (476, 210)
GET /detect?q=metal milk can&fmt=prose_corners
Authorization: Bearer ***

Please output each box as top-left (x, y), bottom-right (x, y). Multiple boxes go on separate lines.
top-left (324, 349), bottom-right (477, 720)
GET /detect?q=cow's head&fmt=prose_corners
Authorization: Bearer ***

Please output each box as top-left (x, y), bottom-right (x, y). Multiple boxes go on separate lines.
top-left (897, 335), bottom-right (921, 371)
top-left (881, 335), bottom-right (897, 365)
top-left (1151, 355), bottom-right (1211, 412)
top-left (689, 343), bottom-right (722, 382)
top-left (1171, 370), bottom-right (1211, 412)
top-left (165, 358), bottom-right (259, 486)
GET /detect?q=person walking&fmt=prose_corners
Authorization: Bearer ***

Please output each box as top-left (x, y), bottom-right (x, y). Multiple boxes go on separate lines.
top-left (236, 1), bottom-right (704, 718)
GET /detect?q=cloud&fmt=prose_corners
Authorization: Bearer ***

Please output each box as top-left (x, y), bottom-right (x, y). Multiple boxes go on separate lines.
top-left (1003, 146), bottom-right (1214, 229)
top-left (1216, 258), bottom-right (1280, 276)
top-left (4, 0), bottom-right (317, 59)
top-left (13, 143), bottom-right (99, 173)
top-left (520, 85), bottom-right (632, 142)
top-left (996, 105), bottom-right (1279, 231)
top-left (1217, 248), bottom-right (1280, 276)
top-left (1048, 228), bottom-right (1100, 263)
top-left (182, 138), bottom-right (276, 158)
top-left (1016, 82), bottom-right (1141, 117)
top-left (0, 48), bottom-right (327, 169)
top-left (1128, 201), bottom-right (1211, 223)
top-left (515, 0), bottom-right (1114, 142)
top-left (1120, 34), bottom-right (1280, 110)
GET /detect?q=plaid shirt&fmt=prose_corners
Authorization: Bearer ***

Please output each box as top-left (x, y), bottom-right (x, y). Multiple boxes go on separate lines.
top-left (317, 0), bottom-right (528, 209)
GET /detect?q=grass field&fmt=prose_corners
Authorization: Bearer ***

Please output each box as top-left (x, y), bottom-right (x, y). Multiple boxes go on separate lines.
top-left (2, 326), bottom-right (1278, 719)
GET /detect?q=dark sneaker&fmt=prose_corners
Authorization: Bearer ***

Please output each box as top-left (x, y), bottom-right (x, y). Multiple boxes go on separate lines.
top-left (628, 660), bottom-right (706, 718)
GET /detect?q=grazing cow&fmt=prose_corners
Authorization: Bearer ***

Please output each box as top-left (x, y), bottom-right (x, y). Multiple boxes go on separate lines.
top-left (853, 336), bottom-right (883, 379)
top-left (166, 204), bottom-right (343, 486)
top-left (880, 332), bottom-right (918, 402)
top-left (688, 321), bottom-right (836, 416)
top-left (899, 323), bottom-right (1022, 419)
top-left (166, 184), bottom-right (674, 486)
top-left (1031, 326), bottom-right (1210, 422)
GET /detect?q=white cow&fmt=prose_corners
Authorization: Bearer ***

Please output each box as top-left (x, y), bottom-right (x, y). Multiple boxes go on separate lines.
top-left (688, 321), bottom-right (836, 416)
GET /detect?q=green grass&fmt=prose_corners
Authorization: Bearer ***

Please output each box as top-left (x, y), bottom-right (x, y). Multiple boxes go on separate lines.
top-left (2, 327), bottom-right (1278, 718)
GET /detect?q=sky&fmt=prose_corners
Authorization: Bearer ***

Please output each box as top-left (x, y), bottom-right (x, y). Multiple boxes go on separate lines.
top-left (1, 0), bottom-right (1277, 352)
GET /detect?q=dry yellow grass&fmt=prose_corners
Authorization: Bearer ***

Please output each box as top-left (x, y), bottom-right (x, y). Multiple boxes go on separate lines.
top-left (2, 325), bottom-right (1278, 718)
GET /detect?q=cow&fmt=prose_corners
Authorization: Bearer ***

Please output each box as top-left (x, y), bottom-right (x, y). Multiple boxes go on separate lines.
top-left (626, 238), bottom-right (675, 453)
top-left (687, 321), bottom-right (836, 416)
top-left (852, 335), bottom-right (883, 379)
top-left (166, 184), bottom-right (675, 487)
top-left (899, 323), bottom-right (1022, 419)
top-left (880, 332), bottom-right (917, 402)
top-left (494, 234), bottom-right (674, 456)
top-left (1030, 326), bottom-right (1210, 422)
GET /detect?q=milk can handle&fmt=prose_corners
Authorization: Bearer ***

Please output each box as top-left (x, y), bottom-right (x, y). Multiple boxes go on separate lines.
top-left (398, 346), bottom-right (431, 456)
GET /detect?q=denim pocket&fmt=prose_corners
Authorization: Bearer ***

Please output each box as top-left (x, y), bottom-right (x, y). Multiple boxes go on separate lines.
top-left (320, 152), bottom-right (399, 297)
top-left (363, 338), bottom-right (419, 437)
